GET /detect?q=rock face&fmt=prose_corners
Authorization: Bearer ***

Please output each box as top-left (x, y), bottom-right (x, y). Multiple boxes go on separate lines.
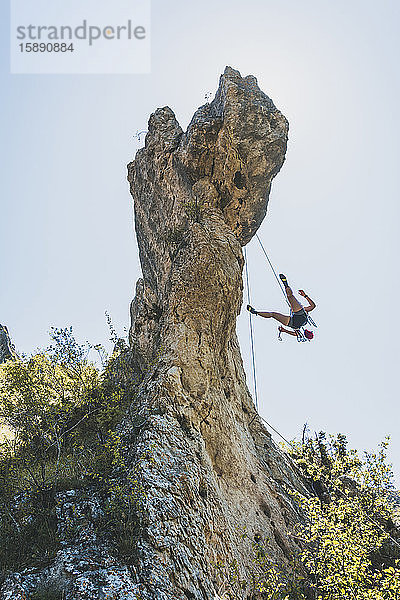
top-left (0, 67), bottom-right (310, 600)
top-left (125, 67), bottom-right (308, 598)
top-left (0, 325), bottom-right (15, 364)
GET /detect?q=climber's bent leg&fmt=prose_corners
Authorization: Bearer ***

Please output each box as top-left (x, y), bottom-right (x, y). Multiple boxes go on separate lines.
top-left (285, 286), bottom-right (302, 313)
top-left (258, 311), bottom-right (290, 326)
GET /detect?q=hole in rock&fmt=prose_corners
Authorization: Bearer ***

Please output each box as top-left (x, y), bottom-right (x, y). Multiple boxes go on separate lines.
top-left (177, 413), bottom-right (192, 436)
top-left (233, 170), bottom-right (245, 189)
top-left (261, 502), bottom-right (271, 518)
top-left (199, 486), bottom-right (207, 499)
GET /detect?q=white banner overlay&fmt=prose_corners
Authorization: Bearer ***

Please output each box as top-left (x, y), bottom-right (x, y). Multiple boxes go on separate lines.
top-left (10, 0), bottom-right (151, 74)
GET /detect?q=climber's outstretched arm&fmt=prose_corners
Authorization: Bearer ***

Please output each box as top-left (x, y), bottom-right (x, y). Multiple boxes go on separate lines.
top-left (299, 290), bottom-right (316, 312)
top-left (279, 326), bottom-right (298, 337)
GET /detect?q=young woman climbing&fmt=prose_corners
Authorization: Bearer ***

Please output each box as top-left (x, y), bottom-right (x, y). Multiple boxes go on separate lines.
top-left (246, 274), bottom-right (316, 338)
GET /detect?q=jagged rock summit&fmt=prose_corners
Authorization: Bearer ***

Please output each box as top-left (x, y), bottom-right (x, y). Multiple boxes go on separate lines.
top-left (0, 325), bottom-right (16, 364)
top-left (0, 67), bottom-right (309, 600)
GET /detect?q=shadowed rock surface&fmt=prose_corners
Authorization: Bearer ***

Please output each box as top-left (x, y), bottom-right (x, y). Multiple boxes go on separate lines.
top-left (0, 325), bottom-right (16, 364)
top-left (0, 67), bottom-right (310, 600)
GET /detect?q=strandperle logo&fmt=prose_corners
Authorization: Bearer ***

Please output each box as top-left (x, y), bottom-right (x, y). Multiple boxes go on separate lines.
top-left (15, 20), bottom-right (147, 46)
top-left (11, 0), bottom-right (151, 74)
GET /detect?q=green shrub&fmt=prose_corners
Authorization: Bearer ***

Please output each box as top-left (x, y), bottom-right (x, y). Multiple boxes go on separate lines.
top-left (287, 432), bottom-right (400, 599)
top-left (0, 325), bottom-right (143, 575)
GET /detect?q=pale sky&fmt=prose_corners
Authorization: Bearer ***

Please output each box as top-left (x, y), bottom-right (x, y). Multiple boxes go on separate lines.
top-left (1, 0), bottom-right (399, 483)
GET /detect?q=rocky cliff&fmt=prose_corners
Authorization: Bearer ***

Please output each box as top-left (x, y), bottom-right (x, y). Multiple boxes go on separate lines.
top-left (0, 325), bottom-right (16, 364)
top-left (124, 66), bottom-right (309, 598)
top-left (0, 67), bottom-right (310, 600)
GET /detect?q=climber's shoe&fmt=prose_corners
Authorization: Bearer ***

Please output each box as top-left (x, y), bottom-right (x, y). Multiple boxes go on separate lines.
top-left (279, 274), bottom-right (289, 288)
top-left (247, 304), bottom-right (258, 315)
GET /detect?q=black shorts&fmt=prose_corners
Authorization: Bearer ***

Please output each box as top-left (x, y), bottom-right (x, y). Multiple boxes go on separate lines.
top-left (288, 308), bottom-right (308, 330)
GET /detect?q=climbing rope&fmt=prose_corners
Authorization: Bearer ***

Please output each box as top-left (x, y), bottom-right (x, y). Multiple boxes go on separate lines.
top-left (244, 246), bottom-right (259, 409)
top-left (255, 412), bottom-right (293, 447)
top-left (255, 233), bottom-right (291, 309)
top-left (248, 410), bottom-right (400, 550)
top-left (245, 237), bottom-right (400, 551)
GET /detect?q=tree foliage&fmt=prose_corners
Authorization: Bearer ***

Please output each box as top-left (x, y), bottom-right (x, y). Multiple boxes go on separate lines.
top-left (0, 325), bottom-right (138, 573)
top-left (267, 432), bottom-right (400, 599)
top-left (215, 433), bottom-right (400, 600)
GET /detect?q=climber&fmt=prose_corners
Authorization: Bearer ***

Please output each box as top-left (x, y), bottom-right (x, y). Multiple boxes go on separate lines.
top-left (246, 274), bottom-right (316, 334)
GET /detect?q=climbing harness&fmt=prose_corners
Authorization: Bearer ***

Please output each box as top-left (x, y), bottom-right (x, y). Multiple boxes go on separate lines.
top-left (294, 328), bottom-right (311, 344)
